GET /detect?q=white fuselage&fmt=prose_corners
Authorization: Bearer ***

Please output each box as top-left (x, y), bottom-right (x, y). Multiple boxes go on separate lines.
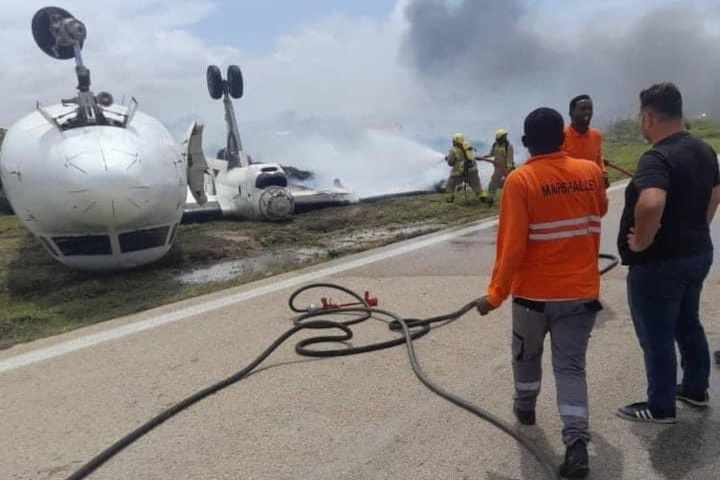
top-left (0, 104), bottom-right (187, 270)
top-left (205, 157), bottom-right (294, 221)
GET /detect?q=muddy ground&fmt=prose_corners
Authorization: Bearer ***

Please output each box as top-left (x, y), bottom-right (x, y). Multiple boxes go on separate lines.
top-left (2, 118), bottom-right (717, 349)
top-left (0, 194), bottom-right (493, 349)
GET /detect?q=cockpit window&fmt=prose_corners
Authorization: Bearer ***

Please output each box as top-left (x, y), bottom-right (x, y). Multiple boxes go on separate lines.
top-left (53, 235), bottom-right (112, 256)
top-left (255, 173), bottom-right (288, 189)
top-left (119, 226), bottom-right (170, 253)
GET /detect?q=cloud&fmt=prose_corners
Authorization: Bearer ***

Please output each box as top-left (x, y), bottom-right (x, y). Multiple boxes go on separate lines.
top-left (4, 1), bottom-right (720, 197)
top-left (401, 0), bottom-right (720, 126)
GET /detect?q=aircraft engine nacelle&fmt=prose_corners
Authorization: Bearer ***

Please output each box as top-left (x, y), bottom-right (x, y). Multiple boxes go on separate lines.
top-left (214, 163), bottom-right (294, 221)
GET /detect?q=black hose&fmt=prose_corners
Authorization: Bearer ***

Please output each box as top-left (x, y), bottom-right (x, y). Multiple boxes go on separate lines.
top-left (64, 254), bottom-right (620, 480)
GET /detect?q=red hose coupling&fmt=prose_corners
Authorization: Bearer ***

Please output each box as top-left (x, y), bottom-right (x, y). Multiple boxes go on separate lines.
top-left (364, 291), bottom-right (379, 307)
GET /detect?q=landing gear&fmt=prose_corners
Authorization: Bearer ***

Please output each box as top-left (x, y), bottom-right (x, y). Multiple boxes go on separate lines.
top-left (206, 65), bottom-right (224, 100)
top-left (227, 65), bottom-right (244, 99)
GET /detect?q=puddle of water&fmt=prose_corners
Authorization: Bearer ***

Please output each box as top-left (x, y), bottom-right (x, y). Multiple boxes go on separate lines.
top-left (178, 248), bottom-right (325, 285)
top-left (178, 225), bottom-right (444, 285)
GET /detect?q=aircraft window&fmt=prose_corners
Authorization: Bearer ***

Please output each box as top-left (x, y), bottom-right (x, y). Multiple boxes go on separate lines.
top-left (261, 167), bottom-right (278, 172)
top-left (119, 226), bottom-right (170, 253)
top-left (40, 237), bottom-right (60, 257)
top-left (255, 173), bottom-right (288, 189)
top-left (53, 235), bottom-right (112, 256)
top-left (167, 224), bottom-right (179, 246)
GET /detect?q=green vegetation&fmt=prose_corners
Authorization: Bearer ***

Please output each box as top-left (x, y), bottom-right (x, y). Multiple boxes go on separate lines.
top-left (0, 194), bottom-right (492, 349)
top-left (2, 117), bottom-right (719, 349)
top-left (603, 117), bottom-right (720, 183)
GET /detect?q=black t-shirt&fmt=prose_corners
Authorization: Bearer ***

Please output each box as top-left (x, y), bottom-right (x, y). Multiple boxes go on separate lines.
top-left (618, 131), bottom-right (719, 265)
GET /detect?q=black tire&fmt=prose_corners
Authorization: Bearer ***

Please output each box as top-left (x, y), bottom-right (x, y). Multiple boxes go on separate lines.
top-left (32, 7), bottom-right (82, 60)
top-left (227, 65), bottom-right (244, 99)
top-left (206, 65), bottom-right (224, 100)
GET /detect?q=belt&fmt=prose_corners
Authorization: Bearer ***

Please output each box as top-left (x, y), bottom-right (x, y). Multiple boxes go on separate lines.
top-left (513, 298), bottom-right (603, 314)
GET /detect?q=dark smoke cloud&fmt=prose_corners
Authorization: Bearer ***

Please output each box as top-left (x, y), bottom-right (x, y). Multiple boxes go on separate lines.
top-left (402, 0), bottom-right (720, 127)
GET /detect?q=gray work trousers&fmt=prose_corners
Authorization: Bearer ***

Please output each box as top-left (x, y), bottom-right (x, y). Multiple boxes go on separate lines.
top-left (511, 298), bottom-right (598, 445)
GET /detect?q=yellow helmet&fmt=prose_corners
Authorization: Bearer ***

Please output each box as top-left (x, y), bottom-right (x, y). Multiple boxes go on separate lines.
top-left (452, 133), bottom-right (465, 146)
top-left (495, 128), bottom-right (508, 140)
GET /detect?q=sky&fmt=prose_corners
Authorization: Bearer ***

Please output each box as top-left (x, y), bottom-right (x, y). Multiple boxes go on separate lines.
top-left (1, 1), bottom-right (719, 195)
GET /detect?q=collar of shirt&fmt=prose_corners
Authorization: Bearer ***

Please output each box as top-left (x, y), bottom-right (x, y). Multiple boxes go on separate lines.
top-left (525, 151), bottom-right (565, 165)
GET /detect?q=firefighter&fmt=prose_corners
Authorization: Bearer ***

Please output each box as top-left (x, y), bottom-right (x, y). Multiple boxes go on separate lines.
top-left (562, 94), bottom-right (609, 188)
top-left (476, 108), bottom-right (608, 479)
top-left (482, 129), bottom-right (515, 205)
top-left (445, 133), bottom-right (485, 203)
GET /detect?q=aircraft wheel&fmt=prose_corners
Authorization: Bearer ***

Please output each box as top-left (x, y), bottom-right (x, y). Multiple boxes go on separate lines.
top-left (207, 65), bottom-right (224, 100)
top-left (227, 65), bottom-right (244, 99)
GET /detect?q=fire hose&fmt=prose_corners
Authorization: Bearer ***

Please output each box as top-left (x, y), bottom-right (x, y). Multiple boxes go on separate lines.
top-left (64, 254), bottom-right (620, 480)
top-left (604, 160), bottom-right (634, 178)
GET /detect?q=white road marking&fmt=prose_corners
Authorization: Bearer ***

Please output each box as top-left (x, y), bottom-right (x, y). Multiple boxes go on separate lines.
top-left (0, 181), bottom-right (630, 375)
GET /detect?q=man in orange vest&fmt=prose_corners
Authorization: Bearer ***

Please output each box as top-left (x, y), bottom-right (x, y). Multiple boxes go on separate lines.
top-left (562, 94), bottom-right (609, 188)
top-left (476, 107), bottom-right (608, 479)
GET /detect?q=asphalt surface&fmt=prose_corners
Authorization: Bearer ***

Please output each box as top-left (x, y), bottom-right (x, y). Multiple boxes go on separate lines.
top-left (1, 186), bottom-right (719, 480)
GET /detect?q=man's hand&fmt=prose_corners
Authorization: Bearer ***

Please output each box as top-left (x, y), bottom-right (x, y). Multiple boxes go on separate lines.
top-left (475, 296), bottom-right (497, 316)
top-left (627, 227), bottom-right (650, 252)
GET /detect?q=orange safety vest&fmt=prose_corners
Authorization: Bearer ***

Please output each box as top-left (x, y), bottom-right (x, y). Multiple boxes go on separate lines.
top-left (486, 151), bottom-right (608, 307)
top-left (562, 126), bottom-right (604, 172)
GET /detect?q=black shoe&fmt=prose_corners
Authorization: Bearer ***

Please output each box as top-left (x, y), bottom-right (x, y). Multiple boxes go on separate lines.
top-left (615, 402), bottom-right (676, 424)
top-left (558, 440), bottom-right (589, 479)
top-left (714, 350), bottom-right (720, 366)
top-left (513, 408), bottom-right (536, 426)
top-left (676, 385), bottom-right (710, 408)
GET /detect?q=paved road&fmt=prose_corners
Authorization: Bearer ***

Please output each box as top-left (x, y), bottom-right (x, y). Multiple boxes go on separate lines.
top-left (1, 186), bottom-right (719, 480)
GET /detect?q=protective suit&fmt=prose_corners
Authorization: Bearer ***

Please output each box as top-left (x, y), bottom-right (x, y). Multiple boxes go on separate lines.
top-left (445, 134), bottom-right (485, 202)
top-left (487, 129), bottom-right (515, 204)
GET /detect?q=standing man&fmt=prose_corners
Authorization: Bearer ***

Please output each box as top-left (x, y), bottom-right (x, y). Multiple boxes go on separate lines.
top-left (445, 133), bottom-right (485, 203)
top-left (476, 108), bottom-right (607, 478)
top-left (484, 129), bottom-right (515, 205)
top-left (616, 83), bottom-right (720, 423)
top-left (562, 94), bottom-right (609, 188)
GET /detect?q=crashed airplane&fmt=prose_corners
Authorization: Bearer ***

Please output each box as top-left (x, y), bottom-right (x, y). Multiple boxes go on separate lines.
top-left (0, 7), bottom-right (198, 271)
top-left (0, 8), bottom-right (357, 271)
top-left (182, 65), bottom-right (357, 222)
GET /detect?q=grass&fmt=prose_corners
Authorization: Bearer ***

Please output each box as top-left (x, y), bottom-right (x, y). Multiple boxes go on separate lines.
top-left (0, 194), bottom-right (492, 349)
top-left (603, 117), bottom-right (720, 183)
top-left (2, 116), bottom-right (719, 349)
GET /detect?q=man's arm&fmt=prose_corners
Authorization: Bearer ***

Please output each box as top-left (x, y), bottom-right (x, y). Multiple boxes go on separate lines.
top-left (627, 151), bottom-right (670, 252)
top-left (484, 175), bottom-right (529, 308)
top-left (707, 185), bottom-right (720, 224)
top-left (629, 187), bottom-right (666, 252)
top-left (597, 171), bottom-right (609, 216)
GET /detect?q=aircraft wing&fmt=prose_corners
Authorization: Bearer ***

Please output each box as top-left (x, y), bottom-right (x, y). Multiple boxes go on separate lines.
top-left (290, 180), bottom-right (358, 213)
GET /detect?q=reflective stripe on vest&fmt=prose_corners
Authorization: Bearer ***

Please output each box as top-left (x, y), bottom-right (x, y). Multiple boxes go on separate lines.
top-left (528, 215), bottom-right (602, 241)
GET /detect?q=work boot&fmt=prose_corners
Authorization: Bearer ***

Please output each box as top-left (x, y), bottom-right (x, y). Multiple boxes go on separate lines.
top-left (513, 408), bottom-right (536, 426)
top-left (558, 440), bottom-right (589, 479)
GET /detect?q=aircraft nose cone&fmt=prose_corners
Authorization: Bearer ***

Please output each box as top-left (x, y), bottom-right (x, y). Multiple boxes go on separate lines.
top-left (61, 142), bottom-right (182, 229)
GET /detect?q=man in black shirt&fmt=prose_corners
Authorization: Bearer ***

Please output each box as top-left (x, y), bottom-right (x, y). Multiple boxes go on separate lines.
top-left (616, 83), bottom-right (720, 424)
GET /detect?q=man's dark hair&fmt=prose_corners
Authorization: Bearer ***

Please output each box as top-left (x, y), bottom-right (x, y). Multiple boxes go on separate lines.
top-left (640, 83), bottom-right (683, 119)
top-left (523, 108), bottom-right (564, 154)
top-left (569, 94), bottom-right (592, 115)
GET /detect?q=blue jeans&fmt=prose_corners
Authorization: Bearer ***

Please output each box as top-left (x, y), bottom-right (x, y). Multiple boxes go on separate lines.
top-left (627, 251), bottom-right (713, 417)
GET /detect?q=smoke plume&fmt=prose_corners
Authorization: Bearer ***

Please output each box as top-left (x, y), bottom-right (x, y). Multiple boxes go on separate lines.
top-left (402, 0), bottom-right (720, 126)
